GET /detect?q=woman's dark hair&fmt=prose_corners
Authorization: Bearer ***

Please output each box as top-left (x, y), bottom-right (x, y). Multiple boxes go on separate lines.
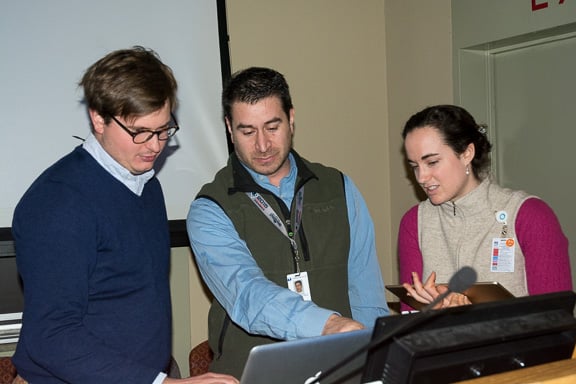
top-left (402, 104), bottom-right (492, 179)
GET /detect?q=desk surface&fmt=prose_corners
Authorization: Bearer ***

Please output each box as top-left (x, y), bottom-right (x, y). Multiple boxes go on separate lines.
top-left (456, 358), bottom-right (576, 384)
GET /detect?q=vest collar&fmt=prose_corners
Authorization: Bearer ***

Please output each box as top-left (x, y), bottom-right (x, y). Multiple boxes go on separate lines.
top-left (227, 149), bottom-right (317, 195)
top-left (439, 177), bottom-right (492, 216)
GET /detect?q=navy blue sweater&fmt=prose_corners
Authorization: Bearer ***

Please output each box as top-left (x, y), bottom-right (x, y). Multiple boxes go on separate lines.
top-left (12, 146), bottom-right (172, 383)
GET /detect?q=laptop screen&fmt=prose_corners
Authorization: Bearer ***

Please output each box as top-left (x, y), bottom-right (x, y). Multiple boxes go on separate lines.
top-left (240, 329), bottom-right (372, 384)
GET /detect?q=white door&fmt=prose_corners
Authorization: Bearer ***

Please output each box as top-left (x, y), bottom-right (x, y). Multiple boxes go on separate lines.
top-left (452, 0), bottom-right (576, 287)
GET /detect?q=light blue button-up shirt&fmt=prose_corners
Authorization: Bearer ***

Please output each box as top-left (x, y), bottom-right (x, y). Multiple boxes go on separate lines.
top-left (187, 154), bottom-right (389, 340)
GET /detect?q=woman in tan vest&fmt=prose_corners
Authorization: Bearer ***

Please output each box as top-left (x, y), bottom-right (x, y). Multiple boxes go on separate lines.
top-left (398, 104), bottom-right (572, 310)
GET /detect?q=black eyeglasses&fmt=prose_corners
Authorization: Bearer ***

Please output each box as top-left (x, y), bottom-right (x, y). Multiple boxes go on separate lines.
top-left (110, 113), bottom-right (180, 144)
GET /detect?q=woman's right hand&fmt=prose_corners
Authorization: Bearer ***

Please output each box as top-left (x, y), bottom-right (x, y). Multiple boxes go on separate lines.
top-left (403, 271), bottom-right (471, 309)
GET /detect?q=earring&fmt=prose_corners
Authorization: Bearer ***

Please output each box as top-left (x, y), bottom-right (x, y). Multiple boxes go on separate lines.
top-left (465, 165), bottom-right (470, 175)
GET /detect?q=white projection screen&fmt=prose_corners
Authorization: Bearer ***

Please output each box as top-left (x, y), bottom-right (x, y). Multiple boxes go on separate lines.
top-left (0, 0), bottom-right (230, 230)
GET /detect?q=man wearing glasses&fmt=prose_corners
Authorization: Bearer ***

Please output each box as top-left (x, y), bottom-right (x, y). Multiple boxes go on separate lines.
top-left (11, 47), bottom-right (238, 384)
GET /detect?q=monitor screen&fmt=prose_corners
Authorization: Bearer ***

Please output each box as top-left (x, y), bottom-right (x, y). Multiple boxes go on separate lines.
top-left (0, 246), bottom-right (24, 344)
top-left (0, 254), bottom-right (24, 316)
top-left (362, 291), bottom-right (576, 384)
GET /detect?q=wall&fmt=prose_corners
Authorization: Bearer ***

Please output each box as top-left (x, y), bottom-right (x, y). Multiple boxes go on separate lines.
top-left (384, 0), bottom-right (454, 282)
top-left (451, 0), bottom-right (576, 293)
top-left (225, 0), bottom-right (391, 278)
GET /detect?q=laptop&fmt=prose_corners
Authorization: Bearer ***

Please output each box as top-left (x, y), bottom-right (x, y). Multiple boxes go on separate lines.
top-left (240, 328), bottom-right (372, 384)
top-left (386, 281), bottom-right (515, 310)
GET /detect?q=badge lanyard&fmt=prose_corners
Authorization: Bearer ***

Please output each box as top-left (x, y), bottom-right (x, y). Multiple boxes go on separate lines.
top-left (247, 188), bottom-right (305, 273)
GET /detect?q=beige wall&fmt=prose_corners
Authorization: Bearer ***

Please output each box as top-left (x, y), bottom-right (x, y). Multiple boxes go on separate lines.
top-left (180, 0), bottom-right (453, 375)
top-left (385, 0), bottom-right (454, 282)
top-left (224, 0), bottom-right (453, 285)
top-left (226, 0), bottom-right (392, 278)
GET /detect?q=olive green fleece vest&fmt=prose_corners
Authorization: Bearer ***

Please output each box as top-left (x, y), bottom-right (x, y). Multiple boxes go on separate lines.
top-left (196, 151), bottom-right (352, 377)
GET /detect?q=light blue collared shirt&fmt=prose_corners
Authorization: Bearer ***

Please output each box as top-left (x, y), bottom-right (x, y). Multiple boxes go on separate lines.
top-left (82, 133), bottom-right (154, 196)
top-left (187, 154), bottom-right (389, 340)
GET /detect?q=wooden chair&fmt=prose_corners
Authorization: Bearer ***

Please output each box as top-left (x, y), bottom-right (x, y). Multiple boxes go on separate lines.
top-left (0, 357), bottom-right (17, 384)
top-left (0, 355), bottom-right (180, 383)
top-left (188, 340), bottom-right (213, 377)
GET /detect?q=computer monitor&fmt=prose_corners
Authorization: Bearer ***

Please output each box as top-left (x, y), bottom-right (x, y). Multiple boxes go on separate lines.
top-left (362, 291), bottom-right (576, 384)
top-left (0, 241), bottom-right (24, 345)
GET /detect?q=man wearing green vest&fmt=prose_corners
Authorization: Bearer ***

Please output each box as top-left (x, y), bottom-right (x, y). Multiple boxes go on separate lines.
top-left (186, 67), bottom-right (389, 378)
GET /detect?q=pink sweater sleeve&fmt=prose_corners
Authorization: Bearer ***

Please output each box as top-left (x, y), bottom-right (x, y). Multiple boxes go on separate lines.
top-left (516, 198), bottom-right (573, 294)
top-left (398, 205), bottom-right (423, 309)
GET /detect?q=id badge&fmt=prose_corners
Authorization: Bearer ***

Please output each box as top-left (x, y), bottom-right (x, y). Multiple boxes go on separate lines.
top-left (287, 271), bottom-right (312, 301)
top-left (491, 237), bottom-right (515, 272)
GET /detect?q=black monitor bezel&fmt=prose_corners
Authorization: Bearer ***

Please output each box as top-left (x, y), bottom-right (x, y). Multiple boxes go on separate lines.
top-left (362, 291), bottom-right (576, 384)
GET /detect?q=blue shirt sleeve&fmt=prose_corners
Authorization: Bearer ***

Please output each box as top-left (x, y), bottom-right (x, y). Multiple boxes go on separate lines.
top-left (343, 175), bottom-right (390, 326)
top-left (187, 198), bottom-right (335, 340)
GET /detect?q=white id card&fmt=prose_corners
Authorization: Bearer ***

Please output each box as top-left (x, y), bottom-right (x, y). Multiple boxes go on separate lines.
top-left (287, 271), bottom-right (312, 301)
top-left (491, 237), bottom-right (515, 273)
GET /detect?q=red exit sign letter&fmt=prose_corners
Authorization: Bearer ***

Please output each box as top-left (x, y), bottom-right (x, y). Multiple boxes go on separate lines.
top-left (532, 0), bottom-right (566, 11)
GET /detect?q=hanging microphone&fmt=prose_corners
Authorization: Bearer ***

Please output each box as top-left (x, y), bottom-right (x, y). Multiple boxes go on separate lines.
top-left (306, 266), bottom-right (477, 384)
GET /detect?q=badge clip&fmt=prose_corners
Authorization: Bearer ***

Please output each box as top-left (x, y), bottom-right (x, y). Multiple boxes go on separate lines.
top-left (495, 211), bottom-right (508, 236)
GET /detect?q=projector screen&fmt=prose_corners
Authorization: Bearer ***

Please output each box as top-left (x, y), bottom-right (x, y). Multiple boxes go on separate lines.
top-left (0, 0), bottom-right (230, 228)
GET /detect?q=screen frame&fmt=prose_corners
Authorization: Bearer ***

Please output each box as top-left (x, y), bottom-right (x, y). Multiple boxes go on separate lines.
top-left (0, 0), bottom-right (232, 246)
top-left (362, 291), bottom-right (576, 384)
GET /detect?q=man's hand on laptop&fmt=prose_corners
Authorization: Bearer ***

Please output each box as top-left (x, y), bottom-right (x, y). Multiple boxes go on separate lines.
top-left (163, 372), bottom-right (239, 384)
top-left (321, 314), bottom-right (364, 335)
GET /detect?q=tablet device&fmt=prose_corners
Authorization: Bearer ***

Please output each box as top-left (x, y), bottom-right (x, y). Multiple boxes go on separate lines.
top-left (386, 281), bottom-right (515, 310)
